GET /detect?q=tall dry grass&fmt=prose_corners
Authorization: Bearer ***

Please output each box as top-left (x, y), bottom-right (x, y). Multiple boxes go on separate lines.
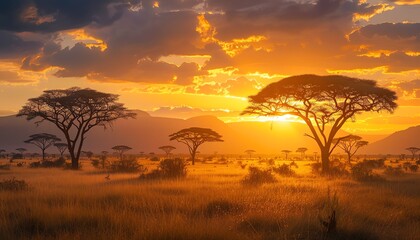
top-left (0, 158), bottom-right (419, 240)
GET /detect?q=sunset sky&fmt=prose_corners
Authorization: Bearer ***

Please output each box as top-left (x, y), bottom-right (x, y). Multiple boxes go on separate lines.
top-left (0, 0), bottom-right (419, 135)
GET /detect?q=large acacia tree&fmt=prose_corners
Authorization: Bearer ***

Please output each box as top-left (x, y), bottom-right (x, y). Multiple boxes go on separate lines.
top-left (169, 127), bottom-right (223, 165)
top-left (242, 75), bottom-right (397, 173)
top-left (18, 87), bottom-right (136, 169)
top-left (24, 133), bottom-right (61, 161)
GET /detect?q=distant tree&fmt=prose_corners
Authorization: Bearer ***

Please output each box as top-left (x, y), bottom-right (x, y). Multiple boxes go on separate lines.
top-left (15, 148), bottom-right (27, 158)
top-left (406, 147), bottom-right (420, 160)
top-left (169, 127), bottom-right (223, 165)
top-left (281, 150), bottom-right (291, 160)
top-left (54, 143), bottom-right (68, 158)
top-left (112, 145), bottom-right (132, 161)
top-left (296, 147), bottom-right (308, 160)
top-left (24, 133), bottom-right (60, 161)
top-left (242, 75), bottom-right (397, 173)
top-left (333, 135), bottom-right (368, 163)
top-left (82, 151), bottom-right (94, 159)
top-left (158, 145), bottom-right (176, 158)
top-left (313, 152), bottom-right (318, 162)
top-left (245, 149), bottom-right (256, 159)
top-left (17, 87), bottom-right (136, 169)
top-left (0, 149), bottom-right (5, 158)
top-left (100, 151), bottom-right (109, 169)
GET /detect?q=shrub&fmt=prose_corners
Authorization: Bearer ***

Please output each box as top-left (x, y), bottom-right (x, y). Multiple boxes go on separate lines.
top-left (158, 158), bottom-right (188, 178)
top-left (150, 156), bottom-right (159, 162)
top-left (109, 156), bottom-right (145, 173)
top-left (242, 166), bottom-right (276, 185)
top-left (384, 165), bottom-right (404, 176)
top-left (272, 163), bottom-right (295, 176)
top-left (409, 164), bottom-right (418, 172)
top-left (28, 158), bottom-right (66, 168)
top-left (311, 161), bottom-right (349, 177)
top-left (0, 177), bottom-right (28, 191)
top-left (140, 158), bottom-right (187, 179)
top-left (351, 162), bottom-right (384, 182)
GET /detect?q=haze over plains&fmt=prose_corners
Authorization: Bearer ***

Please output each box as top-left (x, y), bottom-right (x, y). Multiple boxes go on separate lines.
top-left (0, 0), bottom-right (419, 136)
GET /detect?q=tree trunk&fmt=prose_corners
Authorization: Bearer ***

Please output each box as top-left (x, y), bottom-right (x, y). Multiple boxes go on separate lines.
top-left (321, 149), bottom-right (330, 173)
top-left (191, 151), bottom-right (196, 165)
top-left (42, 149), bottom-right (45, 162)
top-left (347, 153), bottom-right (351, 164)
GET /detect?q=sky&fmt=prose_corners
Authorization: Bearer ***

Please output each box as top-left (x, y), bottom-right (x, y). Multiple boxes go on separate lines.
top-left (0, 0), bottom-right (419, 135)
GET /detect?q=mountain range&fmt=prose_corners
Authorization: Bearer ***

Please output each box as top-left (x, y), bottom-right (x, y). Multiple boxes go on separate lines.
top-left (0, 111), bottom-right (418, 155)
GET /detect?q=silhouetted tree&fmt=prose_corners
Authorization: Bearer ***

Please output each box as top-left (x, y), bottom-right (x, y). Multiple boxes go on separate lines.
top-left (0, 149), bottom-right (5, 158)
top-left (158, 145), bottom-right (176, 158)
top-left (15, 148), bottom-right (27, 158)
top-left (245, 149), bottom-right (256, 159)
top-left (24, 133), bottom-right (60, 161)
top-left (82, 151), bottom-right (94, 159)
top-left (169, 127), bottom-right (223, 165)
top-left (333, 135), bottom-right (368, 163)
top-left (296, 147), bottom-right (308, 160)
top-left (54, 143), bottom-right (68, 158)
top-left (112, 145), bottom-right (132, 161)
top-left (242, 75), bottom-right (397, 173)
top-left (17, 87), bottom-right (136, 169)
top-left (406, 147), bottom-right (420, 160)
top-left (281, 150), bottom-right (291, 160)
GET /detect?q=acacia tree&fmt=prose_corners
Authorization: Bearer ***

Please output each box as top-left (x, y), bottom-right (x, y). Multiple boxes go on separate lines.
top-left (158, 145), bottom-right (176, 158)
top-left (54, 143), bottom-right (68, 158)
top-left (112, 145), bottom-right (132, 161)
top-left (245, 149), bottom-right (256, 159)
top-left (282, 150), bottom-right (291, 160)
top-left (169, 127), bottom-right (223, 165)
top-left (24, 133), bottom-right (61, 161)
top-left (242, 75), bottom-right (397, 173)
top-left (296, 147), bottom-right (308, 160)
top-left (406, 147), bottom-right (420, 160)
top-left (333, 135), bottom-right (368, 163)
top-left (0, 149), bottom-right (5, 158)
top-left (15, 148), bottom-right (27, 159)
top-left (17, 87), bottom-right (136, 169)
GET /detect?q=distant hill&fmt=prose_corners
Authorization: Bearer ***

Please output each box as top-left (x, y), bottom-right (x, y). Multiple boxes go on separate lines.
top-left (0, 112), bottom-right (413, 155)
top-left (362, 125), bottom-right (420, 154)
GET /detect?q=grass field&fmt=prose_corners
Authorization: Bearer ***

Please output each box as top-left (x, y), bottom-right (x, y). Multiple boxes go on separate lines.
top-left (0, 158), bottom-right (419, 240)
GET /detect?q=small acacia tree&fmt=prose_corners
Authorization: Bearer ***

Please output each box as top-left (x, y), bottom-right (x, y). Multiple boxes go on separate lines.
top-left (112, 145), bottom-right (132, 161)
top-left (281, 150), bottom-right (291, 160)
top-left (17, 87), bottom-right (136, 169)
top-left (158, 145), bottom-right (176, 158)
top-left (15, 148), bottom-right (27, 158)
top-left (333, 135), bottom-right (368, 163)
top-left (245, 149), bottom-right (256, 159)
top-left (54, 143), bottom-right (68, 158)
top-left (242, 75), bottom-right (397, 173)
top-left (169, 127), bottom-right (223, 165)
top-left (25, 133), bottom-right (61, 161)
top-left (406, 147), bottom-right (420, 160)
top-left (296, 147), bottom-right (308, 160)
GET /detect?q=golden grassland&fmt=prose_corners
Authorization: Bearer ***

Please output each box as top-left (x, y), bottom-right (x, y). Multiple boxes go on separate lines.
top-left (0, 158), bottom-right (419, 240)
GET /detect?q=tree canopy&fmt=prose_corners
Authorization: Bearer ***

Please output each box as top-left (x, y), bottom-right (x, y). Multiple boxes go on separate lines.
top-left (17, 87), bottom-right (136, 169)
top-left (112, 145), bottom-right (132, 161)
top-left (158, 145), bottom-right (176, 158)
top-left (242, 75), bottom-right (397, 172)
top-left (169, 127), bottom-right (223, 165)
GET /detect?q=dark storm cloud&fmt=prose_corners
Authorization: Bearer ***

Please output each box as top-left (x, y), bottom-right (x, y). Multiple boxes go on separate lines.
top-left (0, 31), bottom-right (42, 58)
top-left (0, 0), bottom-right (130, 32)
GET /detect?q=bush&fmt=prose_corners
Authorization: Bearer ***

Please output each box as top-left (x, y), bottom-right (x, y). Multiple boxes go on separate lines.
top-left (384, 165), bottom-right (404, 176)
top-left (351, 162), bottom-right (384, 181)
top-left (28, 158), bottom-right (66, 168)
top-left (0, 177), bottom-right (28, 191)
top-left (311, 161), bottom-right (349, 177)
top-left (242, 166), bottom-right (276, 185)
top-left (272, 163), bottom-right (295, 176)
top-left (109, 156), bottom-right (145, 173)
top-left (150, 156), bottom-right (159, 162)
top-left (409, 164), bottom-right (418, 172)
top-left (140, 158), bottom-right (187, 179)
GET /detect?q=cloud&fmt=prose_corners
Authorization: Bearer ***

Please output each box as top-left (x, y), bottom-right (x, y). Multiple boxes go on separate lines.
top-left (0, 70), bottom-right (33, 84)
top-left (0, 0), bottom-right (130, 32)
top-left (149, 105), bottom-right (237, 119)
top-left (0, 31), bottom-right (42, 59)
top-left (389, 0), bottom-right (420, 5)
